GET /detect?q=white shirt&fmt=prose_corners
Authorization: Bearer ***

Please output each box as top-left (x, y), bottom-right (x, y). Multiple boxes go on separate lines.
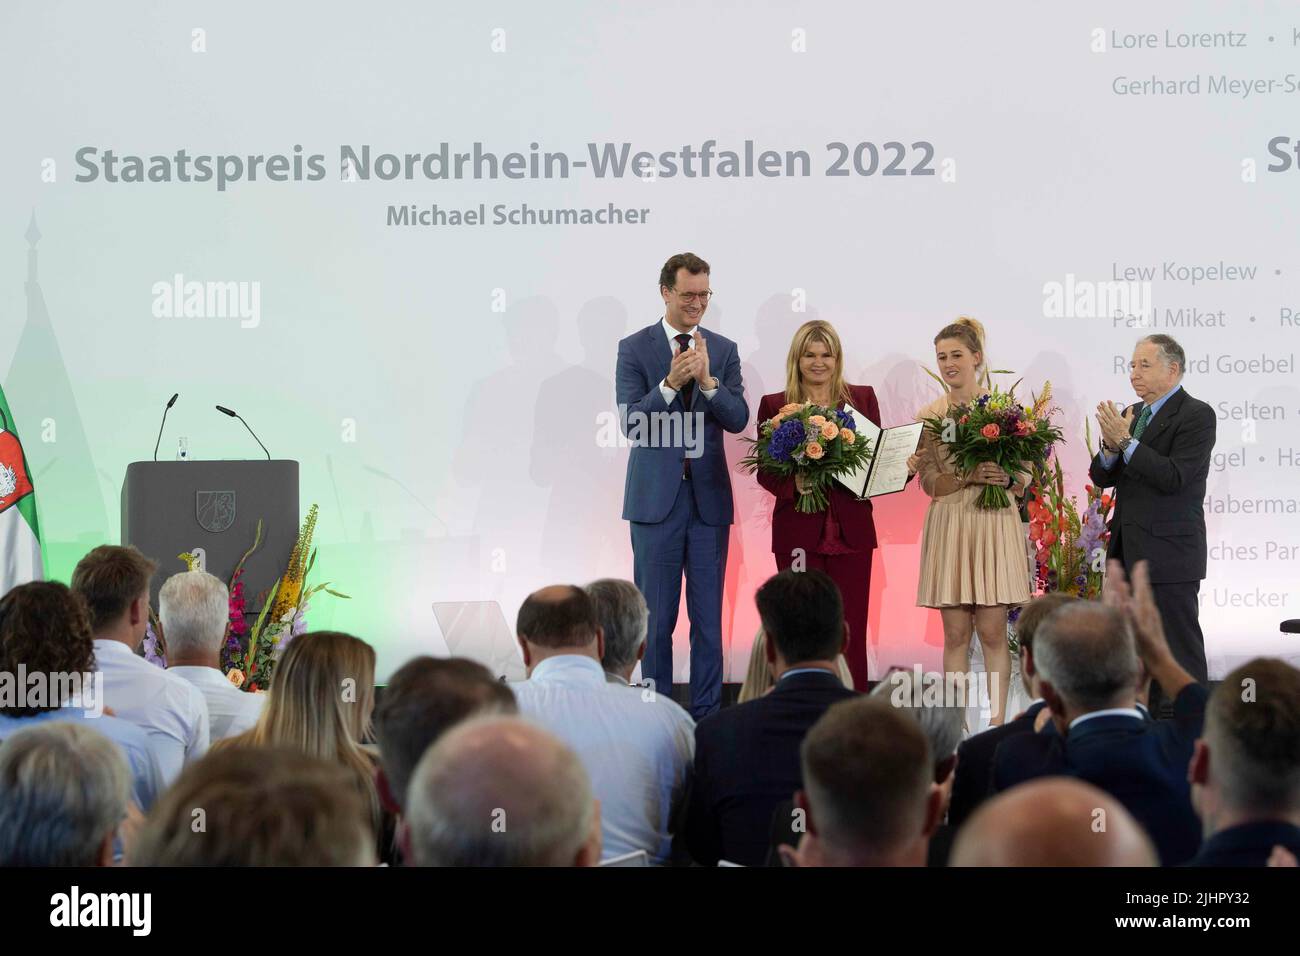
top-left (510, 655), bottom-right (695, 865)
top-left (1069, 706), bottom-right (1145, 730)
top-left (169, 665), bottom-right (266, 741)
top-left (658, 317), bottom-right (720, 406)
top-left (93, 639), bottom-right (210, 783)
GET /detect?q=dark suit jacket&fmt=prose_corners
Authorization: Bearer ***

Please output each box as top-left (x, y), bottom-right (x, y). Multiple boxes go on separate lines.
top-left (992, 683), bottom-right (1208, 865)
top-left (948, 700), bottom-right (1048, 830)
top-left (1087, 387), bottom-right (1216, 584)
top-left (1187, 821), bottom-right (1300, 867)
top-left (685, 670), bottom-right (856, 866)
top-left (755, 385), bottom-right (883, 555)
top-left (616, 322), bottom-right (749, 526)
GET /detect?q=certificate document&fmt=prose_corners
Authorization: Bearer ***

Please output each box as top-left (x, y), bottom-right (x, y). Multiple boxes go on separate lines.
top-left (834, 406), bottom-right (923, 499)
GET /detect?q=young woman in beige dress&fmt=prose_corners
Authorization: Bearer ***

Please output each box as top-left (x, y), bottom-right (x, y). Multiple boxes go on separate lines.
top-left (906, 318), bottom-right (1030, 725)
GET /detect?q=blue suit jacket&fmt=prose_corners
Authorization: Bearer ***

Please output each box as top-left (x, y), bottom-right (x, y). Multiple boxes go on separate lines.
top-left (616, 322), bottom-right (748, 525)
top-left (1187, 821), bottom-right (1300, 867)
top-left (992, 683), bottom-right (1207, 865)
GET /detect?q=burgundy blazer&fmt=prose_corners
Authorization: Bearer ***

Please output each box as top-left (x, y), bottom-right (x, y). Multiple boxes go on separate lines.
top-left (755, 384), bottom-right (881, 556)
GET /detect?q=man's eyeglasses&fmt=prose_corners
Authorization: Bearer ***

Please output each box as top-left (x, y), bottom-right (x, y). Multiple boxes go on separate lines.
top-left (674, 290), bottom-right (714, 304)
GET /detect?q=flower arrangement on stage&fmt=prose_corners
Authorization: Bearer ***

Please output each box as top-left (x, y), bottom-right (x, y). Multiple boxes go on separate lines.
top-left (740, 402), bottom-right (875, 513)
top-left (152, 504), bottom-right (349, 691)
top-left (920, 381), bottom-right (1063, 510)
top-left (1027, 441), bottom-right (1114, 601)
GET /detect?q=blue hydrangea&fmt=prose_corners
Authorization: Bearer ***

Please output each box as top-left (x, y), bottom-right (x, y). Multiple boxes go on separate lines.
top-left (768, 419), bottom-right (806, 462)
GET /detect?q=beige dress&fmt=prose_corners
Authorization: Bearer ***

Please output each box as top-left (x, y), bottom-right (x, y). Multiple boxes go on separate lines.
top-left (915, 393), bottom-right (1032, 608)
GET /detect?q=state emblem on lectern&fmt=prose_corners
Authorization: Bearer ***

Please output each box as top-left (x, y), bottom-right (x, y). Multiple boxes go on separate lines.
top-left (196, 490), bottom-right (236, 533)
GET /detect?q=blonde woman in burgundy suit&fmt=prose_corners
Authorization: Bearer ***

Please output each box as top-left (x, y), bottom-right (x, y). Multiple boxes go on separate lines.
top-left (755, 320), bottom-right (897, 690)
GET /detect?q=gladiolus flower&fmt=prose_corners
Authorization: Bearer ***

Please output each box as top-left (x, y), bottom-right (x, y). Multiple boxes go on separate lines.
top-left (820, 421), bottom-right (839, 440)
top-left (1101, 494), bottom-right (1113, 508)
top-left (805, 442), bottom-right (824, 460)
top-left (1043, 529), bottom-right (1058, 546)
top-left (980, 423), bottom-right (1001, 439)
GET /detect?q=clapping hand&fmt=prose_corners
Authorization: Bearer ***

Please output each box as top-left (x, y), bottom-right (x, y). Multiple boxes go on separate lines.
top-left (666, 349), bottom-right (700, 390)
top-left (1096, 400), bottom-right (1135, 451)
top-left (692, 330), bottom-right (716, 388)
top-left (1103, 559), bottom-right (1172, 664)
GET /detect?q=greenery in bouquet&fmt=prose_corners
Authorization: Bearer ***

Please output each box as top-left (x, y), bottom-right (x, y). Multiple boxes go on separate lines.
top-left (740, 401), bottom-right (875, 513)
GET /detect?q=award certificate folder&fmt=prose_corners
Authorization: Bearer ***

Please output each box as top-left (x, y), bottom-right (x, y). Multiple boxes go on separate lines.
top-left (833, 407), bottom-right (923, 499)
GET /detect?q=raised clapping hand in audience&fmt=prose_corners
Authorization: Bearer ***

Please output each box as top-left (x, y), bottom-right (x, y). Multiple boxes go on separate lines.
top-left (1103, 559), bottom-right (1196, 701)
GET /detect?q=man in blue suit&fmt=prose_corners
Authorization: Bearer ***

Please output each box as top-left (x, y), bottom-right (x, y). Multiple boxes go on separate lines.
top-left (616, 253), bottom-right (748, 717)
top-left (992, 561), bottom-right (1206, 865)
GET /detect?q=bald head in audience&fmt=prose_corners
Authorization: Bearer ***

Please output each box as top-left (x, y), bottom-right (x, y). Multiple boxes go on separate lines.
top-left (951, 778), bottom-right (1158, 866)
top-left (404, 715), bottom-right (601, 867)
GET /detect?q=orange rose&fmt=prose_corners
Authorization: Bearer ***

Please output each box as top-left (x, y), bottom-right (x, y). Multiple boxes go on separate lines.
top-left (820, 421), bottom-right (839, 440)
top-left (805, 442), bottom-right (824, 460)
top-left (770, 413), bottom-right (785, 429)
top-left (779, 403), bottom-right (803, 416)
top-left (839, 428), bottom-right (855, 444)
top-left (226, 668), bottom-right (245, 688)
top-left (808, 414), bottom-right (827, 426)
top-left (980, 423), bottom-right (1001, 439)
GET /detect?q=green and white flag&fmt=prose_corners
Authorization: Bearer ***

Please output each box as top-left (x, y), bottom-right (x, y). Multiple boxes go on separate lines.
top-left (0, 383), bottom-right (42, 593)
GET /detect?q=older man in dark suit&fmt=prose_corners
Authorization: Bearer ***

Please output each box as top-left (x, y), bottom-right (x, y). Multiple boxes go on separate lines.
top-left (685, 569), bottom-right (856, 867)
top-left (1090, 334), bottom-right (1216, 715)
top-left (992, 561), bottom-right (1206, 865)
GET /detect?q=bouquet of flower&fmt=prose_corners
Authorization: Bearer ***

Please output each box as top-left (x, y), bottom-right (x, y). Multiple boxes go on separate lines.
top-left (740, 402), bottom-right (875, 513)
top-left (920, 381), bottom-right (1063, 510)
top-left (161, 505), bottom-right (349, 691)
top-left (1027, 455), bottom-right (1114, 599)
top-left (233, 504), bottom-right (349, 691)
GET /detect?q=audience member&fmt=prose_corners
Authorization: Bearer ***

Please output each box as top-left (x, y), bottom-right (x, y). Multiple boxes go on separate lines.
top-left (991, 561), bottom-right (1204, 864)
top-left (872, 667), bottom-right (963, 865)
top-left (161, 570), bottom-right (265, 741)
top-left (0, 580), bottom-right (164, 809)
top-left (0, 721), bottom-right (130, 866)
top-left (951, 778), bottom-right (1158, 866)
top-left (404, 715), bottom-right (601, 867)
top-left (947, 593), bottom-right (1076, 829)
top-left (510, 584), bottom-right (693, 864)
top-left (780, 696), bottom-right (942, 867)
top-left (738, 627), bottom-right (854, 703)
top-left (585, 578), bottom-right (648, 685)
top-left (130, 747), bottom-right (375, 866)
top-left (1188, 657), bottom-right (1300, 866)
top-left (373, 656), bottom-right (516, 814)
top-left (71, 545), bottom-right (208, 782)
top-left (685, 569), bottom-right (856, 866)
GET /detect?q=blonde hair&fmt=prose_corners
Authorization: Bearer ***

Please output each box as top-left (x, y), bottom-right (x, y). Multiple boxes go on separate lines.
top-left (739, 627), bottom-right (855, 703)
top-left (221, 631), bottom-right (380, 827)
top-left (784, 320), bottom-right (853, 406)
top-left (933, 316), bottom-right (987, 380)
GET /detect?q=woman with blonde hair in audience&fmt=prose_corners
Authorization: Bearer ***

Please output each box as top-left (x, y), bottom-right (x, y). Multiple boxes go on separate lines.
top-left (218, 630), bottom-right (391, 855)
